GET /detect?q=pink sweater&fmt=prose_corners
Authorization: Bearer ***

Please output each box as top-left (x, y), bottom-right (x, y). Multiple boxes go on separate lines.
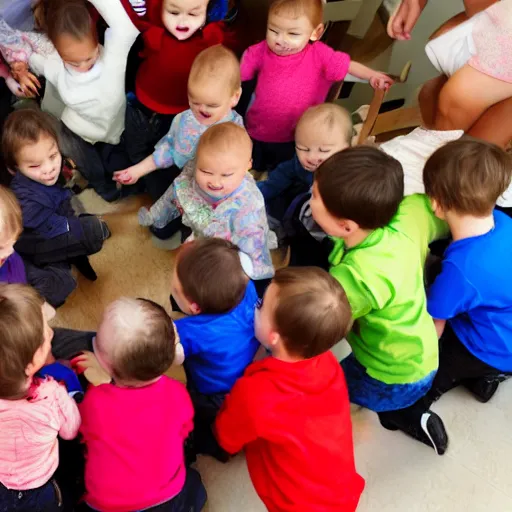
top-left (0, 379), bottom-right (81, 490)
top-left (79, 376), bottom-right (194, 512)
top-left (241, 41), bottom-right (351, 143)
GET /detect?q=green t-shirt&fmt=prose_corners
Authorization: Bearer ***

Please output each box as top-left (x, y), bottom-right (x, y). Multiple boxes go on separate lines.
top-left (329, 194), bottom-right (449, 385)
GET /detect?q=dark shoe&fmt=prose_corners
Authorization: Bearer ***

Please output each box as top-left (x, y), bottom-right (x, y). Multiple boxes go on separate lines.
top-left (70, 256), bottom-right (97, 281)
top-left (464, 377), bottom-right (500, 403)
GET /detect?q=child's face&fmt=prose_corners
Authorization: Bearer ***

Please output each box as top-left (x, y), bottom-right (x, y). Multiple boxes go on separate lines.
top-left (195, 147), bottom-right (250, 199)
top-left (0, 233), bottom-right (18, 267)
top-left (188, 82), bottom-right (240, 126)
top-left (310, 182), bottom-right (346, 237)
top-left (162, 0), bottom-right (208, 41)
top-left (55, 33), bottom-right (100, 73)
top-left (295, 123), bottom-right (349, 172)
top-left (266, 12), bottom-right (322, 56)
top-left (16, 135), bottom-right (62, 187)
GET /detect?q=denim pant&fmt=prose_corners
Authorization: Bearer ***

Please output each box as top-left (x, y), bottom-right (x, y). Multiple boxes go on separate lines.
top-left (0, 479), bottom-right (62, 512)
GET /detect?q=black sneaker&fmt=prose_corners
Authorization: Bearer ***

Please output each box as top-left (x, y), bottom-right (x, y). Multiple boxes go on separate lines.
top-left (70, 256), bottom-right (97, 281)
top-left (464, 377), bottom-right (500, 403)
top-left (419, 411), bottom-right (448, 455)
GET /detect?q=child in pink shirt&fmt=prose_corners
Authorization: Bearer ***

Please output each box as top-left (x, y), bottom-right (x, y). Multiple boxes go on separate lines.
top-left (241, 0), bottom-right (393, 170)
top-left (0, 283), bottom-right (81, 511)
top-left (75, 297), bottom-right (206, 512)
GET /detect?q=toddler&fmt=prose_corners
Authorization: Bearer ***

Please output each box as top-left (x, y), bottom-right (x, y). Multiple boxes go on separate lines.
top-left (77, 297), bottom-right (207, 512)
top-left (0, 283), bottom-right (81, 511)
top-left (215, 267), bottom-right (365, 512)
top-left (172, 238), bottom-right (260, 460)
top-left (241, 0), bottom-right (393, 170)
top-left (310, 146), bottom-right (450, 455)
top-left (114, 44), bottom-right (243, 200)
top-left (138, 122), bottom-right (275, 283)
top-left (2, 109), bottom-right (110, 285)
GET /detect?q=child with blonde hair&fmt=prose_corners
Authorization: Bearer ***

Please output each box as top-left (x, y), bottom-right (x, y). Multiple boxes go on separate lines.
top-left (114, 44), bottom-right (243, 199)
top-left (241, 0), bottom-right (393, 170)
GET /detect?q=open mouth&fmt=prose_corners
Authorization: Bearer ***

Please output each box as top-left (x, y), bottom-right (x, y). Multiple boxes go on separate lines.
top-left (199, 111), bottom-right (212, 119)
top-left (176, 26), bottom-right (190, 32)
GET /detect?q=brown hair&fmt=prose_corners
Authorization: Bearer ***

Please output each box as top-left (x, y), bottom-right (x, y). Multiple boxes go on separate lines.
top-left (269, 0), bottom-right (324, 28)
top-left (189, 45), bottom-right (241, 94)
top-left (2, 109), bottom-right (60, 170)
top-left (176, 238), bottom-right (249, 314)
top-left (0, 186), bottom-right (22, 242)
top-left (423, 138), bottom-right (512, 216)
top-left (271, 267), bottom-right (351, 359)
top-left (197, 122), bottom-right (252, 160)
top-left (0, 284), bottom-right (45, 400)
top-left (315, 145), bottom-right (404, 229)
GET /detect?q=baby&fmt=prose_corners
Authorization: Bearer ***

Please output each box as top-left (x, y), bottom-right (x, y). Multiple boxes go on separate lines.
top-left (114, 44), bottom-right (243, 199)
top-left (138, 122), bottom-right (275, 283)
top-left (242, 0), bottom-right (393, 170)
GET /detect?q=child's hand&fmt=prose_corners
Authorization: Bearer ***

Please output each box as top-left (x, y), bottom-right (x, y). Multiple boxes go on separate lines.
top-left (71, 351), bottom-right (111, 387)
top-left (369, 72), bottom-right (394, 90)
top-left (113, 166), bottom-right (140, 185)
top-left (10, 62), bottom-right (40, 97)
top-left (138, 206), bottom-right (154, 226)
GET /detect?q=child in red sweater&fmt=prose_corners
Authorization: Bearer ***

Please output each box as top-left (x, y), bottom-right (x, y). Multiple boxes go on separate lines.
top-left (215, 267), bottom-right (365, 512)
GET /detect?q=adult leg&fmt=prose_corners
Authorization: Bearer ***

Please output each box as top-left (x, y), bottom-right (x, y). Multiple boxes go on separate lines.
top-left (467, 96), bottom-right (512, 148)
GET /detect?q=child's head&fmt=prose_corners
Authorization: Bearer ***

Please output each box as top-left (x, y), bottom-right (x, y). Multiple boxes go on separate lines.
top-left (171, 238), bottom-right (249, 315)
top-left (94, 298), bottom-right (176, 386)
top-left (0, 186), bottom-right (22, 267)
top-left (43, 0), bottom-right (99, 73)
top-left (267, 0), bottom-right (324, 56)
top-left (311, 146), bottom-right (404, 238)
top-left (162, 0), bottom-right (208, 41)
top-left (423, 138), bottom-right (512, 219)
top-left (255, 267), bottom-right (351, 359)
top-left (295, 103), bottom-right (353, 172)
top-left (195, 123), bottom-right (252, 198)
top-left (2, 109), bottom-right (62, 187)
top-left (188, 45), bottom-right (242, 126)
top-left (0, 284), bottom-right (53, 399)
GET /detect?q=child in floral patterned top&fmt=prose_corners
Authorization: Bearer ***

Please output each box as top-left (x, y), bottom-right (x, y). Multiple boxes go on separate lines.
top-left (138, 122), bottom-right (275, 282)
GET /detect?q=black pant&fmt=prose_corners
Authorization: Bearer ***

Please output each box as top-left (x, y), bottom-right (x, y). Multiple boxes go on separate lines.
top-left (251, 139), bottom-right (295, 172)
top-left (0, 479), bottom-right (63, 512)
top-left (52, 328), bottom-right (95, 360)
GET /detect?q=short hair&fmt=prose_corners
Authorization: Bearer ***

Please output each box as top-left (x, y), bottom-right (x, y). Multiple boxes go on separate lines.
top-left (423, 138), bottom-right (512, 216)
top-left (0, 186), bottom-right (22, 242)
top-left (296, 103), bottom-right (353, 147)
top-left (0, 284), bottom-right (45, 399)
top-left (269, 0), bottom-right (324, 28)
top-left (271, 267), bottom-right (351, 359)
top-left (176, 238), bottom-right (249, 314)
top-left (189, 45), bottom-right (241, 94)
top-left (197, 122), bottom-right (252, 160)
top-left (99, 298), bottom-right (176, 383)
top-left (315, 146), bottom-right (404, 229)
top-left (2, 109), bottom-right (59, 170)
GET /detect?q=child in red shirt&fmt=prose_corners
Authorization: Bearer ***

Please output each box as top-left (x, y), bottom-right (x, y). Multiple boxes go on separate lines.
top-left (215, 267), bottom-right (365, 512)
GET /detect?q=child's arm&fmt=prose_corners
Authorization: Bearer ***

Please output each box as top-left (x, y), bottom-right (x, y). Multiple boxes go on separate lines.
top-left (240, 43), bottom-right (264, 82)
top-left (138, 182), bottom-right (180, 228)
top-left (113, 155), bottom-right (159, 185)
top-left (348, 61), bottom-right (394, 90)
top-left (54, 382), bottom-right (81, 440)
top-left (434, 319), bottom-right (446, 338)
top-left (257, 158), bottom-right (299, 202)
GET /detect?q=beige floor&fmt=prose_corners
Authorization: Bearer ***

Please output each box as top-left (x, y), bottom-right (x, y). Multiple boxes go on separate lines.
top-left (53, 191), bottom-right (512, 511)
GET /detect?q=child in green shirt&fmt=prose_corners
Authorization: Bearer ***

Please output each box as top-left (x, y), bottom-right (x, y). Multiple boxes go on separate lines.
top-left (310, 146), bottom-right (449, 455)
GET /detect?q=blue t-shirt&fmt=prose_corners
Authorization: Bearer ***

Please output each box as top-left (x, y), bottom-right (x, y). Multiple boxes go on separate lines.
top-left (428, 210), bottom-right (512, 372)
top-left (175, 281), bottom-right (260, 394)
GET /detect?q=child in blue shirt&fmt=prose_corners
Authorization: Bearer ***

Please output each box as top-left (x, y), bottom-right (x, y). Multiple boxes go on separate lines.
top-left (171, 237), bottom-right (259, 461)
top-left (423, 138), bottom-right (512, 406)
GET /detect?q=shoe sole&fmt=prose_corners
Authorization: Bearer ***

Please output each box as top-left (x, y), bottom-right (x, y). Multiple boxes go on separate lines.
top-left (420, 413), bottom-right (448, 456)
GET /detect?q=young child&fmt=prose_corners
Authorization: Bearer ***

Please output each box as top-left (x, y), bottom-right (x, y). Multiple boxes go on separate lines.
top-left (421, 139), bottom-right (512, 406)
top-left (310, 146), bottom-right (450, 455)
top-left (0, 283), bottom-right (81, 511)
top-left (241, 0), bottom-right (393, 170)
top-left (215, 267), bottom-right (365, 511)
top-left (77, 297), bottom-right (207, 512)
top-left (171, 238), bottom-right (260, 460)
top-left (114, 44), bottom-right (243, 200)
top-left (2, 109), bottom-right (110, 285)
top-left (138, 122), bottom-right (275, 284)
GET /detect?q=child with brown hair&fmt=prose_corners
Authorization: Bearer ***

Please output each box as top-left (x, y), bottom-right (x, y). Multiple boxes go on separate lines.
top-left (138, 122), bottom-right (275, 284)
top-left (215, 266), bottom-right (365, 511)
top-left (171, 238), bottom-right (260, 460)
top-left (2, 109), bottom-right (110, 286)
top-left (75, 297), bottom-right (207, 512)
top-left (241, 0), bottom-right (393, 170)
top-left (0, 283), bottom-right (81, 511)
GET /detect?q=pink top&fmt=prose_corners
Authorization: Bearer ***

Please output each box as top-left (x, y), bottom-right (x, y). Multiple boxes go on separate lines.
top-left (0, 379), bottom-right (81, 490)
top-left (79, 376), bottom-right (194, 512)
top-left (240, 41), bottom-right (351, 143)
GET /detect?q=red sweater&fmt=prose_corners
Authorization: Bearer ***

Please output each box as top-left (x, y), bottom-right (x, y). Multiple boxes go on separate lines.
top-left (121, 0), bottom-right (225, 114)
top-left (215, 352), bottom-right (365, 512)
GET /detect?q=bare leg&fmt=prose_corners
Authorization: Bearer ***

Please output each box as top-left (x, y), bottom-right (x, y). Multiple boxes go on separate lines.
top-left (467, 97), bottom-right (512, 148)
top-left (419, 76), bottom-right (447, 128)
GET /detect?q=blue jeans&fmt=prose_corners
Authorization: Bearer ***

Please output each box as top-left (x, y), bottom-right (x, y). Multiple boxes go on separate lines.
top-left (0, 480), bottom-right (62, 512)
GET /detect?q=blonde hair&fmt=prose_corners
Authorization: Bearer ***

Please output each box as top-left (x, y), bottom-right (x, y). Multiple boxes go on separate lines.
top-left (197, 122), bottom-right (252, 160)
top-left (189, 45), bottom-right (241, 94)
top-left (296, 103), bottom-right (353, 147)
top-left (0, 186), bottom-right (22, 243)
top-left (269, 0), bottom-right (324, 27)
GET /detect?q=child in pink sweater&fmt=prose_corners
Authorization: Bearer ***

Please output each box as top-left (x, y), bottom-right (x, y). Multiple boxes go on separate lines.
top-left (241, 0), bottom-right (393, 171)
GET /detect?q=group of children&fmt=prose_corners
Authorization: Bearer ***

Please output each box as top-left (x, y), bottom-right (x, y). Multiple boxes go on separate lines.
top-left (0, 0), bottom-right (512, 510)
